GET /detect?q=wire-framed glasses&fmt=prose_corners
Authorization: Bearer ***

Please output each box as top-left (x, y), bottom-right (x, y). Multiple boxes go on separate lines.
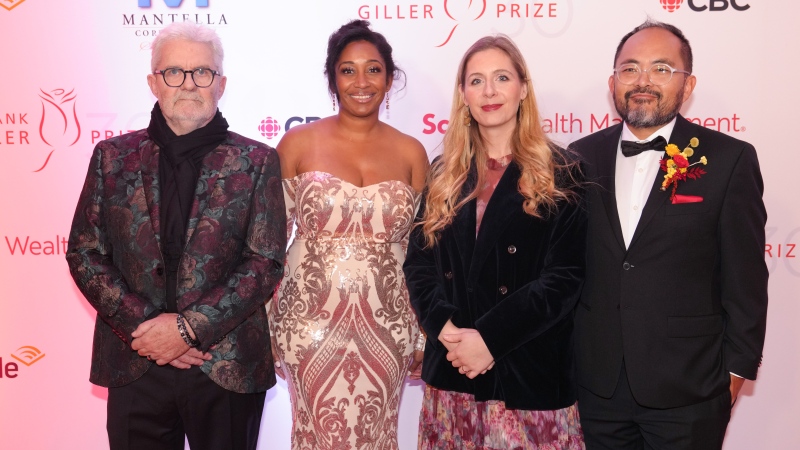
top-left (614, 63), bottom-right (690, 86)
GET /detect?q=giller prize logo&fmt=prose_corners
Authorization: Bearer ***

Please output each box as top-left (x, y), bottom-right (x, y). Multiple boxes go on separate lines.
top-left (38, 88), bottom-right (82, 172)
top-left (358, 0), bottom-right (568, 47)
top-left (0, 0), bottom-right (26, 12)
top-left (659, 0), bottom-right (750, 12)
top-left (766, 226), bottom-right (799, 277)
top-left (0, 346), bottom-right (45, 379)
top-left (0, 88), bottom-right (82, 172)
top-left (124, 0), bottom-right (228, 39)
top-left (257, 115), bottom-right (321, 141)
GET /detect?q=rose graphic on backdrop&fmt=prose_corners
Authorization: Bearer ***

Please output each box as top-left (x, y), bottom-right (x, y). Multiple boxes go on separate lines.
top-left (36, 88), bottom-right (82, 172)
top-left (438, 0), bottom-right (487, 47)
top-left (0, 0), bottom-right (26, 12)
top-left (660, 0), bottom-right (684, 12)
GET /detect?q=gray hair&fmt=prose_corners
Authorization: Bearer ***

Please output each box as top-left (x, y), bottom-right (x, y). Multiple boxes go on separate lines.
top-left (151, 22), bottom-right (224, 74)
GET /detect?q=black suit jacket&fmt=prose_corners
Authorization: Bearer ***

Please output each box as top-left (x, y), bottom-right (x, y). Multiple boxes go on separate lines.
top-left (570, 115), bottom-right (768, 409)
top-left (404, 156), bottom-right (587, 410)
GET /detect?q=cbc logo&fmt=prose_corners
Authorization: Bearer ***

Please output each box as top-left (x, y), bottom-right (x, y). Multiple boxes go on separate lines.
top-left (660, 0), bottom-right (683, 12)
top-left (257, 116), bottom-right (321, 140)
top-left (259, 117), bottom-right (281, 139)
top-left (660, 0), bottom-right (750, 11)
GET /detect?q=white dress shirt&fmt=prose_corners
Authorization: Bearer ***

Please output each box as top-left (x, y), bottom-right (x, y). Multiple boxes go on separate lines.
top-left (615, 119), bottom-right (676, 248)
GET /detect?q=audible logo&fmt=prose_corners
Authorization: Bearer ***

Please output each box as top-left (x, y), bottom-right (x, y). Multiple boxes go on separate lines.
top-left (0, 0), bottom-right (26, 12)
top-left (0, 346), bottom-right (45, 379)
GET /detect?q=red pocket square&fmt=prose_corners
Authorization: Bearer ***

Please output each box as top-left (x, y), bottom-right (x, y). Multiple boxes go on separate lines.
top-left (672, 194), bottom-right (703, 204)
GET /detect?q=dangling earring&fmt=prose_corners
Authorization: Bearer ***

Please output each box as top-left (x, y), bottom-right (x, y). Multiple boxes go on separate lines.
top-left (332, 95), bottom-right (337, 111)
top-left (463, 105), bottom-right (471, 127)
top-left (385, 93), bottom-right (390, 110)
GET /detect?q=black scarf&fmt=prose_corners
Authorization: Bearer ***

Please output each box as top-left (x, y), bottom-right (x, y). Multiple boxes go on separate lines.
top-left (147, 102), bottom-right (228, 311)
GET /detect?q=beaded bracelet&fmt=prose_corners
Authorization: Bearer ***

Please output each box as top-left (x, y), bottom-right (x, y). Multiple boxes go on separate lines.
top-left (177, 314), bottom-right (200, 348)
top-left (414, 331), bottom-right (426, 352)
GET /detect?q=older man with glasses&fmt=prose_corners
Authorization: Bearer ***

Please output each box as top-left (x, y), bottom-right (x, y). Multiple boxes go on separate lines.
top-left (569, 20), bottom-right (768, 450)
top-left (66, 22), bottom-right (285, 450)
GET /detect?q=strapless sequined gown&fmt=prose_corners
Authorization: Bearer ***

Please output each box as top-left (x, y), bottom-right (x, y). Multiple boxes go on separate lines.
top-left (270, 171), bottom-right (421, 450)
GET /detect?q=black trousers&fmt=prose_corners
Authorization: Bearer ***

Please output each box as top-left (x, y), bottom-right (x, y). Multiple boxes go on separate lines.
top-left (107, 364), bottom-right (266, 450)
top-left (578, 363), bottom-right (731, 450)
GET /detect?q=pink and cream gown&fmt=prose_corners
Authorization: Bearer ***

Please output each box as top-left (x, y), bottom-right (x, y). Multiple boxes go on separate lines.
top-left (270, 171), bottom-right (420, 450)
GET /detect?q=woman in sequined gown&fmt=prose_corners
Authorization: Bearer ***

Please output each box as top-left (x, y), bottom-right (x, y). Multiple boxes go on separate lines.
top-left (268, 20), bottom-right (428, 450)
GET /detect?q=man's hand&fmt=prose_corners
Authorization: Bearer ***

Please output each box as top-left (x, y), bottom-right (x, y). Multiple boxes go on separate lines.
top-left (730, 374), bottom-right (745, 406)
top-left (167, 347), bottom-right (213, 369)
top-left (442, 329), bottom-right (494, 379)
top-left (131, 313), bottom-right (191, 365)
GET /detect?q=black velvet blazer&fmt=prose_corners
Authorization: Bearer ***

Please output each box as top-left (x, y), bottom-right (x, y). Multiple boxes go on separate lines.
top-left (403, 155), bottom-right (587, 410)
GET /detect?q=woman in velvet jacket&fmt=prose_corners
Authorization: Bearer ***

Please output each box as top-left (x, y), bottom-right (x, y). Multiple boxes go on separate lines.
top-left (403, 35), bottom-right (587, 449)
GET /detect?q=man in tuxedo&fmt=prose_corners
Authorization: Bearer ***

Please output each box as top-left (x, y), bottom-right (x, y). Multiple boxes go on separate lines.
top-left (570, 20), bottom-right (768, 449)
top-left (66, 22), bottom-right (285, 450)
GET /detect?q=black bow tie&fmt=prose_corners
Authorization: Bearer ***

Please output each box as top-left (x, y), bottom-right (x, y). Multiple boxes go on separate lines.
top-left (620, 135), bottom-right (667, 157)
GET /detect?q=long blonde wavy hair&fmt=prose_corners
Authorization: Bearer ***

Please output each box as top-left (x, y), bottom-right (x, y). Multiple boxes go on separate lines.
top-left (420, 35), bottom-right (574, 248)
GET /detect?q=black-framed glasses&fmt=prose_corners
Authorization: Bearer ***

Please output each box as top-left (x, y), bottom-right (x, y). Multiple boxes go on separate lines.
top-left (153, 68), bottom-right (220, 88)
top-left (614, 63), bottom-right (691, 86)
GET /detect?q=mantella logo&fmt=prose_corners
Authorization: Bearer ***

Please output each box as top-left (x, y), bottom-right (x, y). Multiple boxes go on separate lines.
top-left (358, 0), bottom-right (564, 47)
top-left (257, 115), bottom-right (321, 141)
top-left (0, 0), bottom-right (25, 12)
top-left (125, 0), bottom-right (228, 38)
top-left (0, 346), bottom-right (45, 379)
top-left (659, 0), bottom-right (750, 12)
top-left (138, 0), bottom-right (209, 6)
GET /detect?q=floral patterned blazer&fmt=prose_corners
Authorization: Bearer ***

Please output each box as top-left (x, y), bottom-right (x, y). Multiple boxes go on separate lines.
top-left (67, 129), bottom-right (286, 393)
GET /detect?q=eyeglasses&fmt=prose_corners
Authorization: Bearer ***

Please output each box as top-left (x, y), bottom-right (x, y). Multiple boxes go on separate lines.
top-left (614, 63), bottom-right (691, 86)
top-left (153, 68), bottom-right (220, 88)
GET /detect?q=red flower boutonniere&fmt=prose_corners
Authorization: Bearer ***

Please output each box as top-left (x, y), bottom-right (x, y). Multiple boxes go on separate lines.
top-left (659, 137), bottom-right (708, 202)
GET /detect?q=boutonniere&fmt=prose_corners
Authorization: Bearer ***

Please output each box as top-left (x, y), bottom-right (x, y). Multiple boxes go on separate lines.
top-left (659, 137), bottom-right (708, 202)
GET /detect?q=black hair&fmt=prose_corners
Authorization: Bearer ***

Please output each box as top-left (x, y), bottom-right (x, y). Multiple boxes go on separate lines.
top-left (614, 19), bottom-right (693, 73)
top-left (324, 20), bottom-right (404, 98)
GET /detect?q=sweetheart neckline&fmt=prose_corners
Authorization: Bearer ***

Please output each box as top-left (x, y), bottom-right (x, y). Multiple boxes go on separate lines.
top-left (284, 170), bottom-right (420, 194)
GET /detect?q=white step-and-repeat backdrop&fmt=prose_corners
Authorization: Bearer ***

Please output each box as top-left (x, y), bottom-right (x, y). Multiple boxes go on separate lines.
top-left (1, 1), bottom-right (797, 449)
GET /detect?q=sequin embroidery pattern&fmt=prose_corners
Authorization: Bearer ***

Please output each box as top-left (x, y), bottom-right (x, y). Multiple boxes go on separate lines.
top-left (271, 171), bottom-right (421, 450)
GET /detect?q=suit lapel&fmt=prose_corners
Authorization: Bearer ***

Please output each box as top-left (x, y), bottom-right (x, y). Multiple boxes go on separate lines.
top-left (595, 125), bottom-right (626, 250)
top-left (468, 161), bottom-right (523, 281)
top-left (628, 115), bottom-right (692, 248)
top-left (184, 143), bottom-right (234, 245)
top-left (140, 141), bottom-right (162, 247)
top-left (452, 163), bottom-right (477, 277)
